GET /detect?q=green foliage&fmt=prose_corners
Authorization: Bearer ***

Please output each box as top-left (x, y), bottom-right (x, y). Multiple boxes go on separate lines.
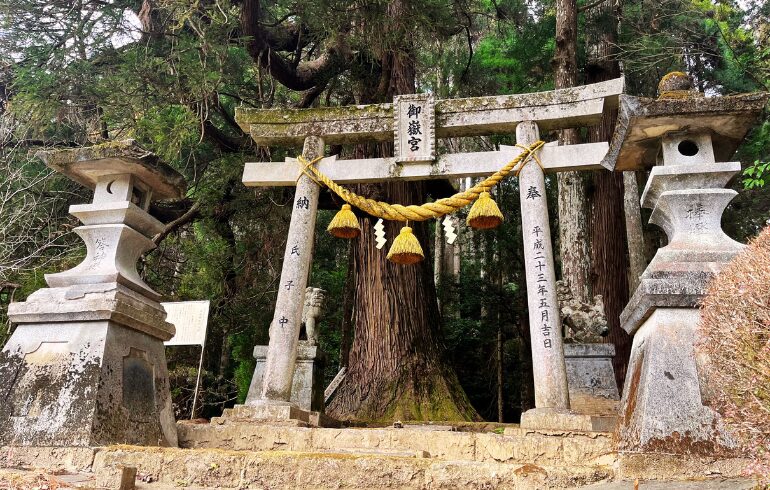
top-left (743, 160), bottom-right (768, 189)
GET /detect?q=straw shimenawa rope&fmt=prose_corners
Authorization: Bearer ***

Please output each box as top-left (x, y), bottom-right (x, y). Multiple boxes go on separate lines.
top-left (297, 140), bottom-right (545, 222)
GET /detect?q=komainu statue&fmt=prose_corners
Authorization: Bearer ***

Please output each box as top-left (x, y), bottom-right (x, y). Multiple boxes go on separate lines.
top-left (302, 287), bottom-right (326, 345)
top-left (556, 280), bottom-right (609, 343)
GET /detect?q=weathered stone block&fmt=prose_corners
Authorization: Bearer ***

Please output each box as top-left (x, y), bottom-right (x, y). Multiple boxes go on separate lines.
top-left (0, 292), bottom-right (177, 446)
top-left (564, 343), bottom-right (619, 415)
top-left (520, 408), bottom-right (617, 432)
top-left (618, 308), bottom-right (734, 453)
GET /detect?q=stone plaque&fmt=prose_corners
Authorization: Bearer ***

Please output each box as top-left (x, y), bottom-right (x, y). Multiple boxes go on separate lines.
top-left (162, 300), bottom-right (210, 347)
top-left (394, 93), bottom-right (435, 163)
top-left (122, 348), bottom-right (156, 419)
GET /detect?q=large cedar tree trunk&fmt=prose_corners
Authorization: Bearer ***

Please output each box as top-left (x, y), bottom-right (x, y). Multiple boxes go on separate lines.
top-left (585, 0), bottom-right (632, 390)
top-left (327, 0), bottom-right (479, 422)
top-left (555, 0), bottom-right (591, 303)
top-left (328, 183), bottom-right (478, 421)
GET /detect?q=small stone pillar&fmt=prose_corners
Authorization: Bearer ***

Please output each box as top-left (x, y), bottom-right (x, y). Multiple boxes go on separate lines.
top-left (0, 141), bottom-right (185, 447)
top-left (614, 75), bottom-right (764, 452)
top-left (246, 342), bottom-right (326, 412)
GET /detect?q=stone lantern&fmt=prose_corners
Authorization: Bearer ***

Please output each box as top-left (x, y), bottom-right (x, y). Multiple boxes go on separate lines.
top-left (604, 73), bottom-right (768, 452)
top-left (0, 140), bottom-right (185, 447)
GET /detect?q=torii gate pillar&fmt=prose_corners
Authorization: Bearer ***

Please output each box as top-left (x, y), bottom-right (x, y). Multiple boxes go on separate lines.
top-left (516, 122), bottom-right (570, 411)
top-left (245, 136), bottom-right (323, 414)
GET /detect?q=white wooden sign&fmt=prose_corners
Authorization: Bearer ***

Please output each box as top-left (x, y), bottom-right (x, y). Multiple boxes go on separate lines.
top-left (162, 300), bottom-right (211, 347)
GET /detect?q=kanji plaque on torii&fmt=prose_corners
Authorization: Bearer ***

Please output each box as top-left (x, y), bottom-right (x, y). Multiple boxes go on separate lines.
top-left (394, 93), bottom-right (435, 163)
top-left (234, 79), bottom-right (625, 428)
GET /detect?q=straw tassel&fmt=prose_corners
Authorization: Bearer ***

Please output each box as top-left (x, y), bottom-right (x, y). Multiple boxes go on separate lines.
top-left (327, 204), bottom-right (361, 238)
top-left (467, 191), bottom-right (503, 229)
top-left (387, 226), bottom-right (424, 265)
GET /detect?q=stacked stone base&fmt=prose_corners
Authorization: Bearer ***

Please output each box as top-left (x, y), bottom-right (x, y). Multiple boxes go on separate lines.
top-left (211, 403), bottom-right (339, 428)
top-left (0, 425), bottom-right (754, 489)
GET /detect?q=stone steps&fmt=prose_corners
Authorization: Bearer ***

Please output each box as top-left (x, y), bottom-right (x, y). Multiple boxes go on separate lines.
top-left (177, 423), bottom-right (617, 468)
top-left (91, 446), bottom-right (614, 489)
top-left (1, 434), bottom-right (752, 489)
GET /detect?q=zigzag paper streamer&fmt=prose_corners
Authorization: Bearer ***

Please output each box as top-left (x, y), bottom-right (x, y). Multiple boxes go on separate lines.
top-left (374, 219), bottom-right (387, 249)
top-left (443, 216), bottom-right (457, 245)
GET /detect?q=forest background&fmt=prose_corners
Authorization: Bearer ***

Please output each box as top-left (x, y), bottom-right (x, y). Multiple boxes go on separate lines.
top-left (0, 0), bottom-right (768, 423)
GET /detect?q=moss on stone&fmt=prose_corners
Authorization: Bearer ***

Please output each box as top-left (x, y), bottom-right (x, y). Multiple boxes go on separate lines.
top-left (236, 103), bottom-right (393, 126)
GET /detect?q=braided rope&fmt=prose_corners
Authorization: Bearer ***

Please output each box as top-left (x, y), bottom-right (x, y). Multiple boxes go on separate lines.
top-left (297, 140), bottom-right (545, 222)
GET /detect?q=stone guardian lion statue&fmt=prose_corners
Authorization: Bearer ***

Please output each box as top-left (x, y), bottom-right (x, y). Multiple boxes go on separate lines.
top-left (555, 280), bottom-right (609, 343)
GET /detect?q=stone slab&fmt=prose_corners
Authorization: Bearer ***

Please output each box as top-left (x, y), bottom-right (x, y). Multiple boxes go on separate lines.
top-left (243, 142), bottom-right (610, 186)
top-left (563, 343), bottom-right (615, 358)
top-left (90, 446), bottom-right (612, 490)
top-left (613, 452), bottom-right (753, 482)
top-left (639, 161), bottom-right (741, 209)
top-left (0, 445), bottom-right (754, 490)
top-left (177, 423), bottom-right (616, 467)
top-left (0, 446), bottom-right (97, 472)
top-left (69, 201), bottom-right (165, 236)
top-left (8, 283), bottom-right (174, 341)
top-left (603, 92), bottom-right (769, 171)
top-left (564, 343), bottom-right (620, 415)
top-left (520, 408), bottom-right (618, 433)
top-left (222, 404), bottom-right (311, 424)
top-left (619, 274), bottom-right (711, 335)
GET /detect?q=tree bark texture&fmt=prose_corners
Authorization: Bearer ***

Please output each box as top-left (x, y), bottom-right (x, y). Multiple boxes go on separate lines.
top-left (585, 0), bottom-right (631, 391)
top-left (555, 0), bottom-right (591, 302)
top-left (623, 171), bottom-right (646, 294)
top-left (434, 217), bottom-right (445, 314)
top-left (339, 244), bottom-right (355, 368)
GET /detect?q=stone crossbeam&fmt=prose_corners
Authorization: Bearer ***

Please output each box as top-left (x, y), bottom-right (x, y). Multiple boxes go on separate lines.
top-left (236, 78), bottom-right (623, 146)
top-left (243, 142), bottom-right (609, 187)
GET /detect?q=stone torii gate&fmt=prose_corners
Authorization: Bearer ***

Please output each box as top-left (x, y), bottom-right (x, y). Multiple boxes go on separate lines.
top-left (233, 79), bottom-right (624, 427)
